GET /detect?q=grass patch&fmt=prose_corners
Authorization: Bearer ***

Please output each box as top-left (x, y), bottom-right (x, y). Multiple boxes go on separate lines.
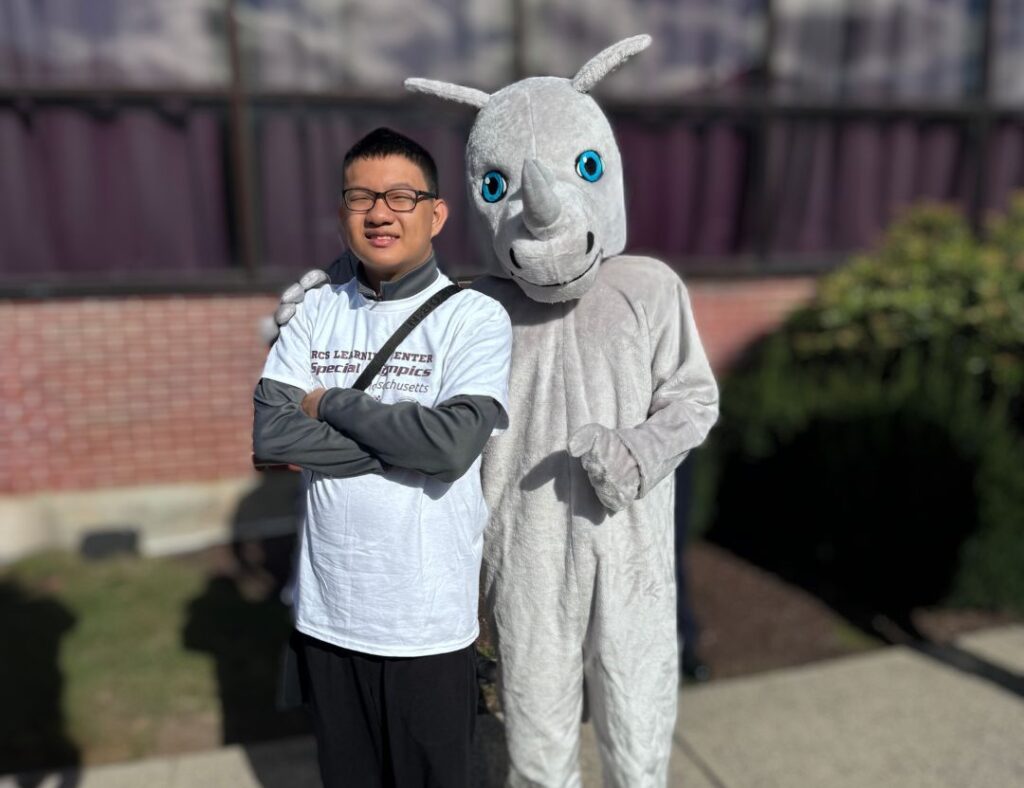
top-left (0, 543), bottom-right (306, 773)
top-left (831, 620), bottom-right (883, 653)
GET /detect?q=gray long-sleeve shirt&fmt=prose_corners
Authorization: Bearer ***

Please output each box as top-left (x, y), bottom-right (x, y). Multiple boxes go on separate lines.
top-left (252, 252), bottom-right (502, 482)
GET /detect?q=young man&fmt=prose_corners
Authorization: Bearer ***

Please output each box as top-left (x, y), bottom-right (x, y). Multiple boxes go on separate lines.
top-left (252, 127), bottom-right (512, 787)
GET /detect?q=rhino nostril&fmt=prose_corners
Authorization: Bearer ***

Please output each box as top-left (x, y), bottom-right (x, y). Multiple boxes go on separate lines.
top-left (586, 232), bottom-right (595, 254)
top-left (509, 248), bottom-right (522, 269)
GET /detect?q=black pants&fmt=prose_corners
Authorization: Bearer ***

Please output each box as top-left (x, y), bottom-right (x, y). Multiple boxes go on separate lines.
top-left (296, 631), bottom-right (476, 788)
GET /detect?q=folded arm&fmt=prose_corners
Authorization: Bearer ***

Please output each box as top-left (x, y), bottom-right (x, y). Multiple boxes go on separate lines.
top-left (316, 389), bottom-right (502, 484)
top-left (570, 273), bottom-right (719, 510)
top-left (252, 378), bottom-right (385, 477)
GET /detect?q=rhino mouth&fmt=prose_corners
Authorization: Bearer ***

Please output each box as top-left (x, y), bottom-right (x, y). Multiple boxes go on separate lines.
top-left (509, 232), bottom-right (599, 288)
top-left (511, 249), bottom-right (600, 288)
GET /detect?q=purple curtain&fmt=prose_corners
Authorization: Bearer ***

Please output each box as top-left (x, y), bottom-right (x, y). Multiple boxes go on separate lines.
top-left (985, 124), bottom-right (1024, 213)
top-left (0, 107), bottom-right (230, 278)
top-left (618, 122), bottom-right (751, 259)
top-left (765, 121), bottom-right (976, 255)
top-left (6, 109), bottom-right (1024, 279)
top-left (3, 1), bottom-right (1023, 282)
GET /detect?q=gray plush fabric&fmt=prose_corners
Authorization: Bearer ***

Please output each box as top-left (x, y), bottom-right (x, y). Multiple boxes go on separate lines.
top-left (567, 423), bottom-right (640, 513)
top-left (274, 263), bottom-right (342, 326)
top-left (405, 77), bottom-right (490, 108)
top-left (571, 34), bottom-right (652, 93)
top-left (464, 76), bottom-right (627, 304)
top-left (408, 36), bottom-right (719, 788)
top-left (470, 257), bottom-right (717, 786)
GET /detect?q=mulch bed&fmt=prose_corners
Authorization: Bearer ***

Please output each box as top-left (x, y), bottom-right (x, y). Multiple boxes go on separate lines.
top-left (685, 541), bottom-right (1019, 681)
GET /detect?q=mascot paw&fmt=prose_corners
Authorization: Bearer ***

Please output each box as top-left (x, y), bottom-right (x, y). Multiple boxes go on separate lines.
top-left (273, 269), bottom-right (332, 329)
top-left (273, 302), bottom-right (296, 327)
top-left (568, 423), bottom-right (640, 513)
top-left (300, 269), bottom-right (331, 290)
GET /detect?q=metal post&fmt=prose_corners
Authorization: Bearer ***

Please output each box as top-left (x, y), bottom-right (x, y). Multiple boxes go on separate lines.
top-left (968, 0), bottom-right (996, 233)
top-left (512, 0), bottom-right (528, 80)
top-left (750, 0), bottom-right (778, 264)
top-left (226, 0), bottom-right (258, 275)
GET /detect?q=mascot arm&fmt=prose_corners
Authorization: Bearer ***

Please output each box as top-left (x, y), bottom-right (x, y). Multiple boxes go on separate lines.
top-left (253, 378), bottom-right (385, 476)
top-left (570, 275), bottom-right (719, 510)
top-left (318, 390), bottom-right (502, 483)
top-left (618, 277), bottom-right (719, 497)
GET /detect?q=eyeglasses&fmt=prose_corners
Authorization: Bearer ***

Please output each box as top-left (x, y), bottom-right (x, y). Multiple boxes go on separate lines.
top-left (341, 188), bottom-right (437, 213)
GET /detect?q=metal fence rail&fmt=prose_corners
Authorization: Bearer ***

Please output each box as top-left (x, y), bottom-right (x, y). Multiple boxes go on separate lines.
top-left (0, 0), bottom-right (1015, 297)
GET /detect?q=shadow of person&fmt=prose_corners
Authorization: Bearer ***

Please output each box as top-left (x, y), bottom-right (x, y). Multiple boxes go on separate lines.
top-left (232, 711), bottom-right (515, 788)
top-left (240, 736), bottom-right (321, 788)
top-left (229, 468), bottom-right (305, 587)
top-left (472, 714), bottom-right (511, 786)
top-left (182, 574), bottom-right (308, 743)
top-left (0, 582), bottom-right (80, 787)
top-left (520, 450), bottom-right (607, 526)
top-left (182, 466), bottom-right (312, 786)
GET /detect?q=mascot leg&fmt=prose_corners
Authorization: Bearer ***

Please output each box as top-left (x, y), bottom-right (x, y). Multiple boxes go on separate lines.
top-left (486, 509), bottom-right (677, 786)
top-left (500, 649), bottom-right (587, 787)
top-left (485, 546), bottom-right (589, 786)
top-left (583, 513), bottom-right (679, 787)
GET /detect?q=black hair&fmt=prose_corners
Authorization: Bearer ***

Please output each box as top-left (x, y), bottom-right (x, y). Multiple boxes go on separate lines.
top-left (342, 127), bottom-right (439, 194)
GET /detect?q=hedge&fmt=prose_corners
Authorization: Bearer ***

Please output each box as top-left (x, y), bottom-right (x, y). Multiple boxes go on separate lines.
top-left (694, 200), bottom-right (1024, 619)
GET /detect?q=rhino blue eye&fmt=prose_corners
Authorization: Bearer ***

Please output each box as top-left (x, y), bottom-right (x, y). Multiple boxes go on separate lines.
top-left (575, 150), bottom-right (604, 182)
top-left (481, 170), bottom-right (508, 203)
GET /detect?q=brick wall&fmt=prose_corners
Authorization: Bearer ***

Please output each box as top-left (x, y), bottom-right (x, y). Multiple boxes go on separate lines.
top-left (0, 277), bottom-right (814, 495)
top-left (689, 277), bottom-right (818, 372)
top-left (1, 295), bottom-right (278, 494)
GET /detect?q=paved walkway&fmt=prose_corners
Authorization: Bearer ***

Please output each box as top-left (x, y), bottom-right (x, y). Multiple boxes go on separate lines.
top-left (4, 625), bottom-right (1022, 787)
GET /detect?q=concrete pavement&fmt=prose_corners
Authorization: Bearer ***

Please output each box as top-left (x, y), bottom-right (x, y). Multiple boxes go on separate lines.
top-left (4, 625), bottom-right (1022, 787)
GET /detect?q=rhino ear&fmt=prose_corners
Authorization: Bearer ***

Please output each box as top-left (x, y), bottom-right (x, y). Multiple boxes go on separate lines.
top-left (571, 34), bottom-right (652, 94)
top-left (404, 78), bottom-right (491, 109)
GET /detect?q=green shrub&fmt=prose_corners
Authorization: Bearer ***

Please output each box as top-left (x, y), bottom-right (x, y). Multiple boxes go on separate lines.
top-left (696, 200), bottom-right (1024, 617)
top-left (789, 203), bottom-right (1023, 415)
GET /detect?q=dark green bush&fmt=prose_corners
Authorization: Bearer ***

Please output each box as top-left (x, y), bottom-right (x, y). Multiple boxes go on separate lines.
top-left (695, 200), bottom-right (1024, 618)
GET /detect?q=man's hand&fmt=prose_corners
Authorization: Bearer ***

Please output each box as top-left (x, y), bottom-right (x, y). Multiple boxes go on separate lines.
top-left (301, 388), bottom-right (328, 419)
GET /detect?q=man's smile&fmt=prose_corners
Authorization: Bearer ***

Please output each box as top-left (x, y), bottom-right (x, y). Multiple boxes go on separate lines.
top-left (365, 229), bottom-right (400, 248)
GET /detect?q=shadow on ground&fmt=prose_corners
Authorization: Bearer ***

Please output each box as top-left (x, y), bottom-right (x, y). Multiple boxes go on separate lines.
top-left (705, 409), bottom-right (978, 637)
top-left (0, 583), bottom-right (79, 785)
top-left (237, 714), bottom-right (510, 787)
top-left (183, 468), bottom-right (308, 785)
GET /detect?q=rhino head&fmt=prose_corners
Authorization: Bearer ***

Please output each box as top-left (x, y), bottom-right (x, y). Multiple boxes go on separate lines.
top-left (406, 35), bottom-right (650, 304)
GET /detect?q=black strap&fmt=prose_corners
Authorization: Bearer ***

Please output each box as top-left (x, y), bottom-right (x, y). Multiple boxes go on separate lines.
top-left (351, 284), bottom-right (462, 391)
top-left (253, 283), bottom-right (462, 471)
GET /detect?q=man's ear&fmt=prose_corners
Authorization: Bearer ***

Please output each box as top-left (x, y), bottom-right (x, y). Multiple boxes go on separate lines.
top-left (430, 197), bottom-right (449, 238)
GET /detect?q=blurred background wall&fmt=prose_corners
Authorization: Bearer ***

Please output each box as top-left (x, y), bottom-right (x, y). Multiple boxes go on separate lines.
top-left (1, 0), bottom-right (1021, 555)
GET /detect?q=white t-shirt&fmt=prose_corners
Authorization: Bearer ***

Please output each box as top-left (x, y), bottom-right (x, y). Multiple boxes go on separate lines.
top-left (261, 270), bottom-right (511, 656)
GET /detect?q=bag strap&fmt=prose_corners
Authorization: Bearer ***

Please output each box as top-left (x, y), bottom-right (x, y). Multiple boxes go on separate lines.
top-left (351, 283), bottom-right (463, 391)
top-left (254, 283), bottom-right (462, 472)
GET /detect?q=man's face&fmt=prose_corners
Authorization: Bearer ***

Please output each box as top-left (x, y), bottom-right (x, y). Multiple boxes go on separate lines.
top-left (340, 154), bottom-right (448, 281)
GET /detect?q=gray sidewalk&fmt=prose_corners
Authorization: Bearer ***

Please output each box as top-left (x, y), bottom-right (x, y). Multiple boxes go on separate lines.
top-left (4, 625), bottom-right (1022, 788)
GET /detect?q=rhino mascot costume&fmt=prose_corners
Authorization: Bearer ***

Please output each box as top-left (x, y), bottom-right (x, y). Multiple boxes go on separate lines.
top-left (277, 34), bottom-right (719, 787)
